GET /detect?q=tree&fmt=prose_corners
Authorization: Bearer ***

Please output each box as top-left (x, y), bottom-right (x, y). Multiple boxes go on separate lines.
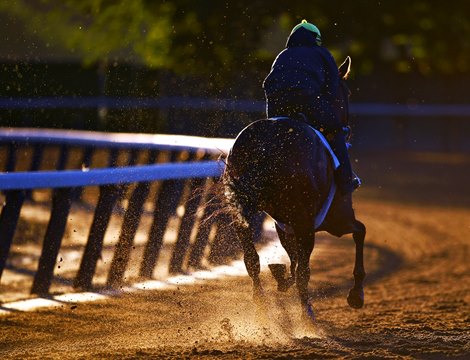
top-left (1, 0), bottom-right (470, 77)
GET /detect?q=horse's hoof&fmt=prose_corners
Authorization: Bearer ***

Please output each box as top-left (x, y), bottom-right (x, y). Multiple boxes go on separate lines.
top-left (347, 288), bottom-right (364, 309)
top-left (269, 264), bottom-right (295, 292)
top-left (269, 264), bottom-right (286, 283)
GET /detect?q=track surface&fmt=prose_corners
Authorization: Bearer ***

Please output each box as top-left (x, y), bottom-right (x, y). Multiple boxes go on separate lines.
top-left (1, 151), bottom-right (469, 359)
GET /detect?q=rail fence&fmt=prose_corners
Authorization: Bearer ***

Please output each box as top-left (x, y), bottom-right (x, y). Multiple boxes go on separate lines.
top-left (0, 128), bottom-right (265, 299)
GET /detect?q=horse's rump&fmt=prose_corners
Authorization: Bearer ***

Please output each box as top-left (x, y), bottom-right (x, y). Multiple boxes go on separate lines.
top-left (224, 118), bottom-right (334, 228)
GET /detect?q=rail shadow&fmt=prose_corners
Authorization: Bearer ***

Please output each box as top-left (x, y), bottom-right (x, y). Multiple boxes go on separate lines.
top-left (311, 241), bottom-right (403, 301)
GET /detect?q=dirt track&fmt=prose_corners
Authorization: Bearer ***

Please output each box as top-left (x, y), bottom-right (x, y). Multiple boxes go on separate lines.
top-left (1, 150), bottom-right (469, 359)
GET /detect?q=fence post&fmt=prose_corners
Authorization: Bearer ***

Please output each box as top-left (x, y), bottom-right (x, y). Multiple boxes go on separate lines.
top-left (31, 187), bottom-right (74, 295)
top-left (71, 146), bottom-right (95, 202)
top-left (29, 144), bottom-right (44, 171)
top-left (128, 149), bottom-right (140, 166)
top-left (0, 190), bottom-right (26, 281)
top-left (25, 144), bottom-right (45, 200)
top-left (106, 150), bottom-right (158, 288)
top-left (139, 152), bottom-right (190, 278)
top-left (74, 148), bottom-right (140, 289)
top-left (5, 143), bottom-right (17, 172)
top-left (107, 148), bottom-right (120, 168)
top-left (56, 145), bottom-right (70, 170)
top-left (187, 178), bottom-right (217, 269)
top-left (168, 176), bottom-right (207, 274)
top-left (74, 184), bottom-right (123, 289)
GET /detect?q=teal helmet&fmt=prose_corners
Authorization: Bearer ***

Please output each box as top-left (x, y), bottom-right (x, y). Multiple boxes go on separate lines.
top-left (290, 19), bottom-right (322, 45)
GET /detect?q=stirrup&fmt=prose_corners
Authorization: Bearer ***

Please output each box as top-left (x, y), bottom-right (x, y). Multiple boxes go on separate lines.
top-left (352, 176), bottom-right (361, 190)
top-left (351, 171), bottom-right (362, 190)
top-left (337, 173), bottom-right (361, 195)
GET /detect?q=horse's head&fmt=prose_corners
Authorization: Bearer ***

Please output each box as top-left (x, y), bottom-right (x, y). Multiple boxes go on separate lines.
top-left (336, 56), bottom-right (352, 139)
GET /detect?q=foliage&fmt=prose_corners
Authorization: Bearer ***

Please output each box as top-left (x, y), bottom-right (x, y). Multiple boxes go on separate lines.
top-left (1, 0), bottom-right (470, 76)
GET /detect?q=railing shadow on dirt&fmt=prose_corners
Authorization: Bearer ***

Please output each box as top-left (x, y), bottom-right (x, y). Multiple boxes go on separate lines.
top-left (310, 241), bottom-right (403, 301)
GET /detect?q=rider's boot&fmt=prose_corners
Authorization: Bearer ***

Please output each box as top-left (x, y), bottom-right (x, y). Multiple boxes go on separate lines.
top-left (329, 133), bottom-right (361, 195)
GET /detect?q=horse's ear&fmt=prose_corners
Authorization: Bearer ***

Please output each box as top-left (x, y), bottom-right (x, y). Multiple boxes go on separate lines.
top-left (338, 56), bottom-right (351, 80)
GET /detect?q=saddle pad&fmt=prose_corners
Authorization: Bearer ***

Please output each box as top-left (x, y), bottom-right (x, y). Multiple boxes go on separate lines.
top-left (309, 126), bottom-right (340, 170)
top-left (269, 117), bottom-right (338, 231)
top-left (274, 181), bottom-right (336, 233)
top-left (269, 117), bottom-right (340, 170)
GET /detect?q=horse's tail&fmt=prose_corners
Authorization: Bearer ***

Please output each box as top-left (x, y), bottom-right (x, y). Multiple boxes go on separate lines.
top-left (221, 168), bottom-right (260, 228)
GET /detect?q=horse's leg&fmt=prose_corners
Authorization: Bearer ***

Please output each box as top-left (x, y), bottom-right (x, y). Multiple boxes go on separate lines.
top-left (274, 224), bottom-right (297, 291)
top-left (347, 221), bottom-right (366, 308)
top-left (294, 226), bottom-right (316, 321)
top-left (236, 222), bottom-right (263, 301)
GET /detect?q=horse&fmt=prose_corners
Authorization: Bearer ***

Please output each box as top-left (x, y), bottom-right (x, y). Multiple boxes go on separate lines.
top-left (222, 56), bottom-right (366, 322)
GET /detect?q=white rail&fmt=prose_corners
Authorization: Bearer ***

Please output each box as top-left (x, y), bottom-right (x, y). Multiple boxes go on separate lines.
top-left (0, 127), bottom-right (234, 155)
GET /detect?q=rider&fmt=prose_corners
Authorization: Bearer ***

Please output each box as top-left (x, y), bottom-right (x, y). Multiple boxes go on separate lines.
top-left (263, 19), bottom-right (360, 195)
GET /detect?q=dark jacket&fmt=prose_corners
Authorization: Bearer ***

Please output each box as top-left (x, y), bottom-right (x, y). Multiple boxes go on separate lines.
top-left (263, 27), bottom-right (341, 132)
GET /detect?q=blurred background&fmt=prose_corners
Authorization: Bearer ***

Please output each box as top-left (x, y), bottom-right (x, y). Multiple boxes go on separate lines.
top-left (1, 0), bottom-right (469, 151)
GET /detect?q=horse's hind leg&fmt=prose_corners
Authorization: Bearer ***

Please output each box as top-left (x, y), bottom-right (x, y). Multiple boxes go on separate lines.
top-left (294, 226), bottom-right (316, 321)
top-left (270, 224), bottom-right (297, 292)
top-left (235, 220), bottom-right (263, 301)
top-left (347, 221), bottom-right (366, 309)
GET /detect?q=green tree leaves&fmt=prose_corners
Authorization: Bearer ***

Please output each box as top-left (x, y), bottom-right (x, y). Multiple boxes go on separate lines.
top-left (1, 0), bottom-right (469, 76)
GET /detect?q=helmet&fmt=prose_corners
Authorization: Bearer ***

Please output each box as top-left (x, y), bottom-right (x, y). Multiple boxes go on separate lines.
top-left (290, 19), bottom-right (322, 45)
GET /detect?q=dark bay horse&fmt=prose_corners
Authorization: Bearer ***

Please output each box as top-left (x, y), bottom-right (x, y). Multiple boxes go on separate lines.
top-left (223, 57), bottom-right (366, 321)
